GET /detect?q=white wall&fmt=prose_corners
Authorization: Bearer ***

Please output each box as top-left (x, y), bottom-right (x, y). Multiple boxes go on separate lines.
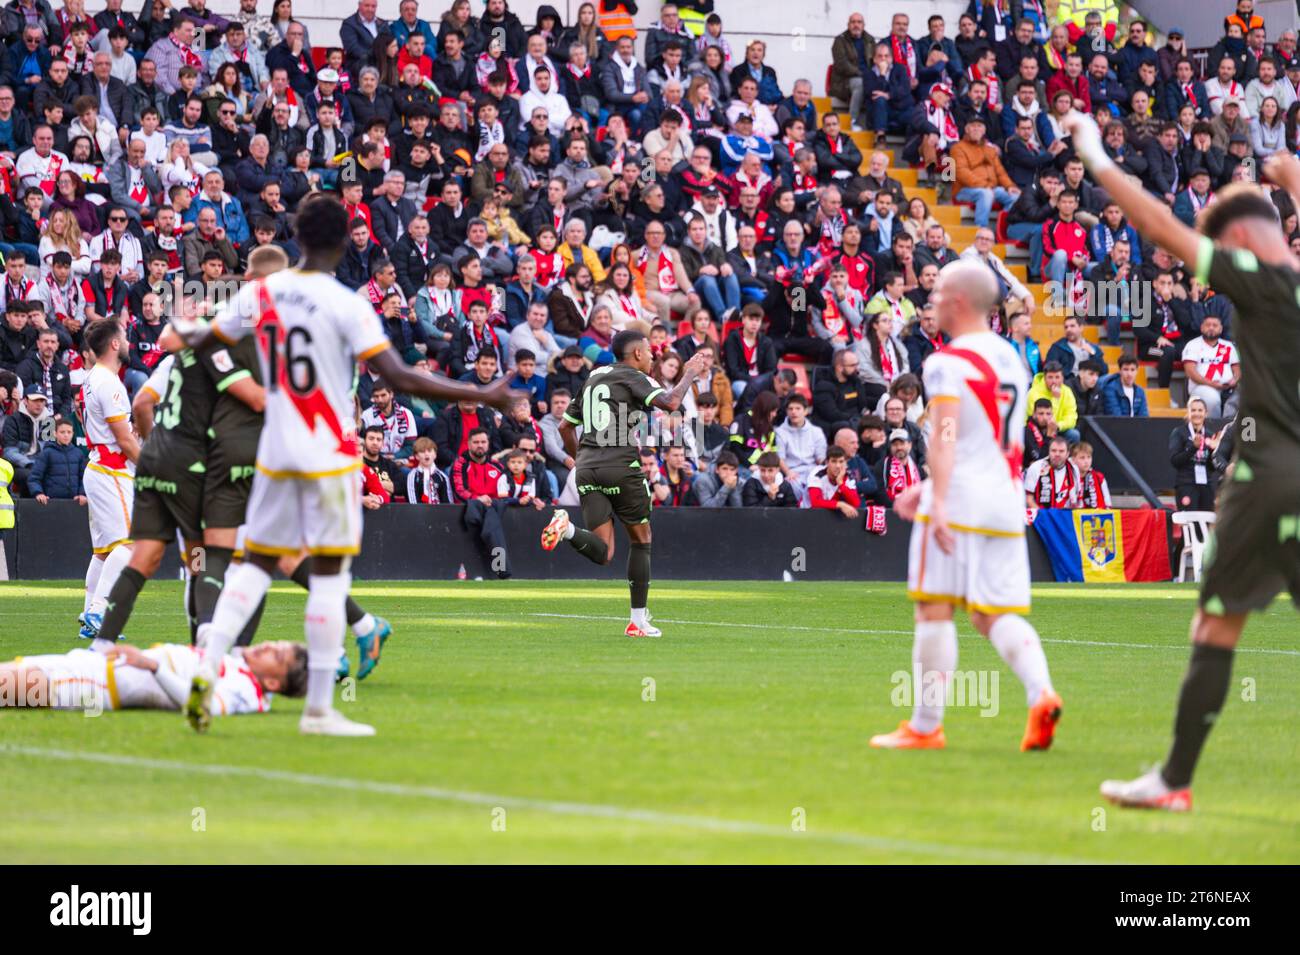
top-left (205, 0), bottom-right (969, 96)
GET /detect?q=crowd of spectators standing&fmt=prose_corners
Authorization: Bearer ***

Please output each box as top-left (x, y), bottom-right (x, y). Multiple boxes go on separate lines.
top-left (0, 0), bottom-right (1263, 538)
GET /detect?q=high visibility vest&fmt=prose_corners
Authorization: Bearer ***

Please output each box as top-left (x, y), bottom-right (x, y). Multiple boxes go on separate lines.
top-left (1056, 0), bottom-right (1120, 33)
top-left (678, 7), bottom-right (708, 38)
top-left (0, 457), bottom-right (14, 530)
top-left (598, 2), bottom-right (636, 42)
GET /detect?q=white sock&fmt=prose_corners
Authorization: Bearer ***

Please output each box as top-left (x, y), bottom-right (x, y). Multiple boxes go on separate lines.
top-left (201, 561), bottom-right (273, 668)
top-left (561, 519), bottom-right (575, 540)
top-left (89, 545), bottom-right (132, 615)
top-left (910, 620), bottom-right (958, 734)
top-left (305, 572), bottom-right (350, 715)
top-left (630, 606), bottom-right (649, 628)
top-left (351, 612), bottom-right (376, 637)
top-left (988, 614), bottom-right (1054, 706)
top-left (84, 557), bottom-right (103, 614)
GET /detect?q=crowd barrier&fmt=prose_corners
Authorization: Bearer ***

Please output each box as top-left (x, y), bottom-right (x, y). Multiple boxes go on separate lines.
top-left (4, 499), bottom-right (1072, 582)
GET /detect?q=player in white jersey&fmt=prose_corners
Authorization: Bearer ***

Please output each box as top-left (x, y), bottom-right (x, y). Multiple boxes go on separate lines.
top-left (870, 260), bottom-right (1063, 752)
top-left (179, 196), bottom-right (520, 737)
top-left (78, 320), bottom-right (142, 649)
top-left (0, 640), bottom-right (305, 715)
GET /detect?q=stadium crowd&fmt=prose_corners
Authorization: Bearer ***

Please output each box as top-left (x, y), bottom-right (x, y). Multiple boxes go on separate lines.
top-left (0, 0), bottom-right (1269, 539)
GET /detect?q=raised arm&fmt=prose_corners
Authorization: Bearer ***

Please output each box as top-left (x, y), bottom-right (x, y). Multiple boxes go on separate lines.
top-left (1062, 112), bottom-right (1201, 268)
top-left (369, 346), bottom-right (522, 413)
top-left (649, 351), bottom-right (711, 413)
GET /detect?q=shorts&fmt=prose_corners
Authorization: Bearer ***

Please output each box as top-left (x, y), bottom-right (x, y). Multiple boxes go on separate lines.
top-left (18, 648), bottom-right (170, 711)
top-left (1199, 475), bottom-right (1300, 615)
top-left (131, 468), bottom-right (204, 542)
top-left (576, 463), bottom-right (652, 529)
top-left (242, 466), bottom-right (363, 558)
top-left (85, 464), bottom-right (134, 554)
top-left (907, 517), bottom-right (1032, 615)
top-left (202, 448), bottom-right (254, 529)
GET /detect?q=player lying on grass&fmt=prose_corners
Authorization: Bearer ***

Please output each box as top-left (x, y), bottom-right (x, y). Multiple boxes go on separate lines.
top-left (870, 259), bottom-right (1063, 752)
top-left (539, 330), bottom-right (710, 638)
top-left (0, 641), bottom-right (305, 714)
top-left (1066, 111), bottom-right (1300, 811)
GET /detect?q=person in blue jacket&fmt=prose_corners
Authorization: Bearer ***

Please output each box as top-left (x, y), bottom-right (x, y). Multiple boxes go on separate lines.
top-left (1098, 355), bottom-right (1150, 417)
top-left (28, 418), bottom-right (85, 502)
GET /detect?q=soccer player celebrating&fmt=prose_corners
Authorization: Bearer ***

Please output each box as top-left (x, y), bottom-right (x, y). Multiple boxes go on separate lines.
top-left (539, 331), bottom-right (710, 638)
top-left (870, 259), bottom-right (1063, 751)
top-left (1066, 110), bottom-right (1300, 810)
top-left (1, 641), bottom-right (305, 715)
top-left (180, 196), bottom-right (520, 736)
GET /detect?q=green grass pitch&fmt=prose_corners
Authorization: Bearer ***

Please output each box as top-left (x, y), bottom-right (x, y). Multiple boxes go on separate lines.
top-left (1, 579), bottom-right (1296, 864)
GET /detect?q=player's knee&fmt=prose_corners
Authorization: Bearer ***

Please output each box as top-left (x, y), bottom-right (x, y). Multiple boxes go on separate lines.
top-left (969, 611), bottom-right (999, 637)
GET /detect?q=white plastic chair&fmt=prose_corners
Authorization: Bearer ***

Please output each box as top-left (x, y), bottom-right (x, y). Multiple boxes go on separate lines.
top-left (1171, 511), bottom-right (1217, 583)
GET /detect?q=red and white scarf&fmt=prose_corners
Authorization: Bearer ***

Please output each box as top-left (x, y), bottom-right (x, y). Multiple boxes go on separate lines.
top-left (890, 34), bottom-right (916, 78)
top-left (926, 96), bottom-right (958, 149)
top-left (1034, 461), bottom-right (1077, 507)
top-left (886, 454), bottom-right (920, 500)
top-left (636, 247), bottom-right (679, 292)
top-left (172, 36), bottom-right (203, 69)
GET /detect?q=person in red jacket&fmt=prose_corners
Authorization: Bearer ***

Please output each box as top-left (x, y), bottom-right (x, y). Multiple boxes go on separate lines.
top-left (806, 446), bottom-right (861, 518)
top-left (1041, 188), bottom-right (1092, 287)
top-left (1045, 52), bottom-right (1091, 113)
top-left (452, 427), bottom-right (514, 578)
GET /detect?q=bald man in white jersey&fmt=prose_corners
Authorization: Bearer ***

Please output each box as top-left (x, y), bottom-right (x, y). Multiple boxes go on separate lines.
top-left (870, 260), bottom-right (1063, 751)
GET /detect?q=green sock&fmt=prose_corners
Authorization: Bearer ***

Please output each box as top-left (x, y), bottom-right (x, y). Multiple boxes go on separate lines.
top-left (193, 546), bottom-right (234, 626)
top-left (98, 567), bottom-right (146, 643)
top-left (627, 541), bottom-right (651, 609)
top-left (568, 528), bottom-right (609, 565)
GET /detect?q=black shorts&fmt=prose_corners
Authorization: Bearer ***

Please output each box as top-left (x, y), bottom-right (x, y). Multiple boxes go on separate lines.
top-left (131, 468), bottom-right (204, 542)
top-left (1199, 474), bottom-right (1300, 615)
top-left (576, 463), bottom-right (652, 529)
top-left (202, 448), bottom-right (254, 529)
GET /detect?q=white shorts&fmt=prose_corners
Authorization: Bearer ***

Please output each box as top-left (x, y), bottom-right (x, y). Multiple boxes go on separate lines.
top-left (907, 517), bottom-right (1032, 615)
top-left (17, 648), bottom-right (167, 711)
top-left (242, 468), bottom-right (363, 558)
top-left (84, 464), bottom-right (134, 554)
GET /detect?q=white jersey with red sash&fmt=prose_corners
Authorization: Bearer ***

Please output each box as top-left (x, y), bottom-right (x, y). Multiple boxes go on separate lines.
top-left (916, 330), bottom-right (1028, 534)
top-left (212, 270), bottom-right (390, 477)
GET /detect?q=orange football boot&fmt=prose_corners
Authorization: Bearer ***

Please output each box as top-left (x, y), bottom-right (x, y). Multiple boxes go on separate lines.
top-left (870, 721), bottom-right (947, 749)
top-left (1021, 689), bottom-right (1064, 751)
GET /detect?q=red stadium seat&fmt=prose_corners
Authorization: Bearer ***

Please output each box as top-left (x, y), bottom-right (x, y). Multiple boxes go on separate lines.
top-left (721, 319), bottom-right (742, 340)
top-left (676, 319), bottom-right (692, 338)
top-left (311, 47), bottom-right (329, 69)
top-left (996, 210), bottom-right (1025, 247)
top-left (779, 361), bottom-right (810, 396)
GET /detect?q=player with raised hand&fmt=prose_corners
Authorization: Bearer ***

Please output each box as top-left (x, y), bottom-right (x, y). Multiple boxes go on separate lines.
top-left (869, 260), bottom-right (1063, 752)
top-left (540, 332), bottom-right (710, 638)
top-left (1065, 110), bottom-right (1300, 810)
top-left (181, 195), bottom-right (522, 737)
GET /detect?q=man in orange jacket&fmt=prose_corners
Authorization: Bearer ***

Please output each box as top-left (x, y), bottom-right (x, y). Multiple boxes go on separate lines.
top-left (950, 117), bottom-right (1020, 228)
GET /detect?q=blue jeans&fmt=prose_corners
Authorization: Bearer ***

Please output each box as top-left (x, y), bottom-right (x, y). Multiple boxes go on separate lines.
top-left (694, 272), bottom-right (740, 317)
top-left (1005, 222), bottom-right (1042, 281)
top-left (123, 368), bottom-right (148, 399)
top-left (955, 186), bottom-right (1017, 228)
top-left (0, 241), bottom-right (40, 265)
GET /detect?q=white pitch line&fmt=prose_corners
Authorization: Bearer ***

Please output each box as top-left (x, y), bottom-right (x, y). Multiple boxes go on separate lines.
top-left (1, 607), bottom-right (1297, 656)
top-left (515, 613), bottom-right (1300, 657)
top-left (0, 745), bottom-right (1103, 865)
